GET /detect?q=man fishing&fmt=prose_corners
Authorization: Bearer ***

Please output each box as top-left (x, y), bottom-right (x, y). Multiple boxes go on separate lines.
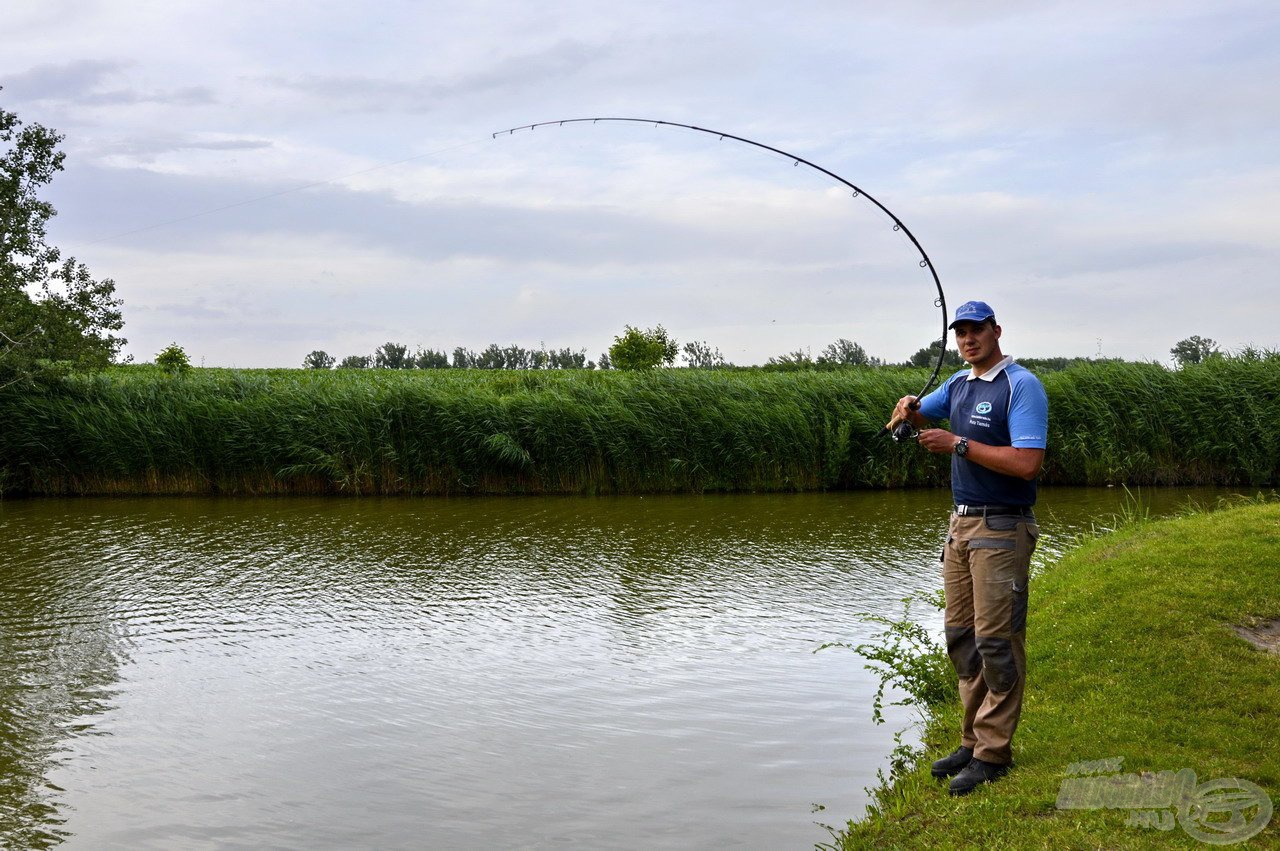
top-left (889, 300), bottom-right (1048, 796)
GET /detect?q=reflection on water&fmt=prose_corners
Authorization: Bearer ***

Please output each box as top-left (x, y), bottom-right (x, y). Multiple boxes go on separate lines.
top-left (0, 487), bottom-right (1234, 848)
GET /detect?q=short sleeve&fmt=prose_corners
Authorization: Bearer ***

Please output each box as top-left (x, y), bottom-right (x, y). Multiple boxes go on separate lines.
top-left (917, 372), bottom-right (960, 421)
top-left (1008, 371), bottom-right (1049, 448)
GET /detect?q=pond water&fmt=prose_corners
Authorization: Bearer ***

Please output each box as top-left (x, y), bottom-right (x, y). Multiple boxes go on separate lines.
top-left (0, 487), bottom-right (1237, 849)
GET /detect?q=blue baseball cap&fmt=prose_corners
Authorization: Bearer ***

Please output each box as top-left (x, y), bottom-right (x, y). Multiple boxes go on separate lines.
top-left (948, 300), bottom-right (996, 329)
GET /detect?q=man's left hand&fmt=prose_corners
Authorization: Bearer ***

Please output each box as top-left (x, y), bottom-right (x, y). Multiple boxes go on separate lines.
top-left (917, 428), bottom-right (959, 455)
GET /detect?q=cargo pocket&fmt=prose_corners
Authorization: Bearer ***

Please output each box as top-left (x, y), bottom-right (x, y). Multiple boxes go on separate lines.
top-left (1012, 578), bottom-right (1028, 633)
top-left (984, 514), bottom-right (1022, 532)
top-left (1017, 521), bottom-right (1040, 566)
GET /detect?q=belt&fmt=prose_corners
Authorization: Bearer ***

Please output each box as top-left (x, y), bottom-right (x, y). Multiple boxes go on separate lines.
top-left (954, 504), bottom-right (1034, 517)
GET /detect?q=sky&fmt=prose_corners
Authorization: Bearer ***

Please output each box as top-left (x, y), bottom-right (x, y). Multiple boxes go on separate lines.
top-left (3, 0), bottom-right (1278, 367)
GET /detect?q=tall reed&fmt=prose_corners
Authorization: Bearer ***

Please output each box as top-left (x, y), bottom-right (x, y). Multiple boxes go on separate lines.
top-left (2, 359), bottom-right (1276, 496)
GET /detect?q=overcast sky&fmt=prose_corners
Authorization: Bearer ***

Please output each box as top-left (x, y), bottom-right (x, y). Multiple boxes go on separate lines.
top-left (4, 0), bottom-right (1277, 367)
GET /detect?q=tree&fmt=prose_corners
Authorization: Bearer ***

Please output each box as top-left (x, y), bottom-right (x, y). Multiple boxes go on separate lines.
top-left (475, 343), bottom-right (506, 369)
top-left (1170, 335), bottom-right (1220, 367)
top-left (303, 350), bottom-right (335, 370)
top-left (681, 340), bottom-right (728, 368)
top-left (597, 352), bottom-right (612, 370)
top-left (2, 92), bottom-right (125, 386)
top-left (338, 354), bottom-right (371, 369)
top-left (413, 347), bottom-right (449, 369)
top-left (502, 344), bottom-right (531, 369)
top-left (451, 347), bottom-right (476, 369)
top-left (609, 325), bottom-right (678, 370)
top-left (817, 338), bottom-right (880, 367)
top-left (765, 349), bottom-right (815, 370)
top-left (549, 347), bottom-right (588, 369)
top-left (905, 340), bottom-right (963, 369)
top-left (155, 342), bottom-right (191, 374)
top-left (373, 342), bottom-right (412, 369)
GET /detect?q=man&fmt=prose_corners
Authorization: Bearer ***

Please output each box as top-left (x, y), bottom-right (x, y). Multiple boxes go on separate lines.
top-left (890, 300), bottom-right (1048, 796)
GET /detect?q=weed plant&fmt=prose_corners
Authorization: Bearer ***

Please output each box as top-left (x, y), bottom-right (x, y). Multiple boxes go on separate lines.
top-left (817, 589), bottom-right (956, 726)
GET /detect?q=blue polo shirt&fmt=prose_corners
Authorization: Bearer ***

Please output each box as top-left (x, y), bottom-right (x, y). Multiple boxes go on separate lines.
top-left (917, 357), bottom-right (1048, 507)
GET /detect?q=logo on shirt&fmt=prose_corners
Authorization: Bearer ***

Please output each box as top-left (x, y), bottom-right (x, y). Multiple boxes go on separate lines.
top-left (975, 401), bottom-right (993, 415)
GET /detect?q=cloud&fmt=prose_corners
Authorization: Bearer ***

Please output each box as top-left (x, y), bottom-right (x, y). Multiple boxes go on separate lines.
top-left (2, 59), bottom-right (124, 100)
top-left (7, 0), bottom-right (1278, 366)
top-left (263, 39), bottom-right (609, 113)
top-left (80, 86), bottom-right (216, 106)
top-left (2, 59), bottom-right (216, 106)
top-left (95, 136), bottom-right (275, 160)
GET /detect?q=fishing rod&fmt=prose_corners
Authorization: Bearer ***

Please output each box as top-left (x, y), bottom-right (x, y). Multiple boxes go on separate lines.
top-left (493, 118), bottom-right (946, 440)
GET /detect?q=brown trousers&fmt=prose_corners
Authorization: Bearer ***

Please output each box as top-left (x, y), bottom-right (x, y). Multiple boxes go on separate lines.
top-left (942, 512), bottom-right (1039, 764)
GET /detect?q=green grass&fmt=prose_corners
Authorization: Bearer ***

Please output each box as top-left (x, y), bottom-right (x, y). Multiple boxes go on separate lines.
top-left (834, 501), bottom-right (1280, 849)
top-left (1, 357), bottom-right (1277, 496)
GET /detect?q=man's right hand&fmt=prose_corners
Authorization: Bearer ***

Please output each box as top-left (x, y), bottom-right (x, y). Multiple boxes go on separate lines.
top-left (887, 395), bottom-right (920, 431)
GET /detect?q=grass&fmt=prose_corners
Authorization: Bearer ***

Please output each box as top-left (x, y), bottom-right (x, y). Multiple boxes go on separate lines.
top-left (831, 499), bottom-right (1280, 849)
top-left (1, 357), bottom-right (1277, 496)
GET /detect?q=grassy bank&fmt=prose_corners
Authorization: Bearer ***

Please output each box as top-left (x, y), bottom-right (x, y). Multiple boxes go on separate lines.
top-left (836, 501), bottom-right (1280, 849)
top-left (1, 358), bottom-right (1277, 496)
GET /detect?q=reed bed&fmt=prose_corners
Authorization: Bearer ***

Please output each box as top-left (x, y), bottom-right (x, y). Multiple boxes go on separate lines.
top-left (1, 359), bottom-right (1276, 496)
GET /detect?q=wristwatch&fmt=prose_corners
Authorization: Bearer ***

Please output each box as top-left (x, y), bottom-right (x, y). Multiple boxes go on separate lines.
top-left (954, 436), bottom-right (969, 458)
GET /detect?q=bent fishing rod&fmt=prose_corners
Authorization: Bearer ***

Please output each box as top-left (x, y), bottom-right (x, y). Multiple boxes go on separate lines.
top-left (493, 118), bottom-right (946, 440)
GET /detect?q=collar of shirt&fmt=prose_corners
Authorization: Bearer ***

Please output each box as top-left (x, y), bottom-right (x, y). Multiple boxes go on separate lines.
top-left (964, 355), bottom-right (1014, 382)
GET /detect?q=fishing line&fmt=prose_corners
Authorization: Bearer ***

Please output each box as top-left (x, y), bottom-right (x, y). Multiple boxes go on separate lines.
top-left (79, 136), bottom-right (490, 247)
top-left (493, 117), bottom-right (948, 433)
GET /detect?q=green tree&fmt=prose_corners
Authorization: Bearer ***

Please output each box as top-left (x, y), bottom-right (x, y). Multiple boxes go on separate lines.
top-left (502, 344), bottom-right (531, 369)
top-left (413, 347), bottom-right (450, 369)
top-left (338, 354), bottom-right (370, 369)
top-left (905, 340), bottom-right (963, 369)
top-left (373, 342), bottom-right (411, 369)
top-left (609, 325), bottom-right (677, 370)
top-left (155, 342), bottom-right (191, 374)
top-left (549, 347), bottom-right (589, 369)
top-left (475, 343), bottom-right (507, 369)
top-left (817, 338), bottom-right (880, 367)
top-left (681, 340), bottom-right (728, 369)
top-left (1170, 335), bottom-right (1220, 367)
top-left (1, 91), bottom-right (125, 387)
top-left (303, 350), bottom-right (335, 370)
top-left (765, 348), bottom-right (815, 370)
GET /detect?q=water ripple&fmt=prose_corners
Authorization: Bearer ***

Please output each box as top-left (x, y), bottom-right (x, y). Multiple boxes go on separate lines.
top-left (0, 487), bottom-right (1233, 849)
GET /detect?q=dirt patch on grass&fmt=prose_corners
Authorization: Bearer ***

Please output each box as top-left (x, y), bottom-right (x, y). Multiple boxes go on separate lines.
top-left (1232, 617), bottom-right (1280, 655)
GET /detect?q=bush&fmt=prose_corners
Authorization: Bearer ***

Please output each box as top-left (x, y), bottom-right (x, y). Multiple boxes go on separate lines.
top-left (609, 325), bottom-right (677, 370)
top-left (303, 350), bottom-right (335, 370)
top-left (155, 343), bottom-right (191, 375)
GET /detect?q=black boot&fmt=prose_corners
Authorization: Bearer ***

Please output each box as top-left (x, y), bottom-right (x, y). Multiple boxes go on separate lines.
top-left (929, 746), bottom-right (974, 779)
top-left (948, 757), bottom-right (1012, 796)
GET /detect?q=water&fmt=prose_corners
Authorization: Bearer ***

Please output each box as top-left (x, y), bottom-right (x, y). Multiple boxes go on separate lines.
top-left (0, 487), bottom-right (1235, 849)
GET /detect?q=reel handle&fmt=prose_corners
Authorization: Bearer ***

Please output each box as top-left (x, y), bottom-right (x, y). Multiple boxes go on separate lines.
top-left (884, 398), bottom-right (921, 442)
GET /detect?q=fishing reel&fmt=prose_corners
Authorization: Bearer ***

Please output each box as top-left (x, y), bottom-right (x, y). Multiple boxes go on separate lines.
top-left (890, 420), bottom-right (919, 442)
top-left (886, 398), bottom-right (921, 442)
